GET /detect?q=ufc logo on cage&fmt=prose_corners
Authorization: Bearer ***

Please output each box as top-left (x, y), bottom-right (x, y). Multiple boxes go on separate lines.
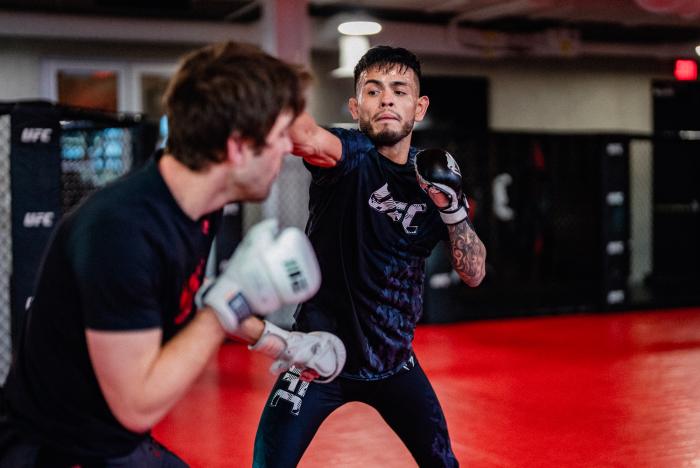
top-left (368, 183), bottom-right (426, 234)
top-left (23, 211), bottom-right (55, 228)
top-left (270, 367), bottom-right (309, 416)
top-left (20, 127), bottom-right (53, 144)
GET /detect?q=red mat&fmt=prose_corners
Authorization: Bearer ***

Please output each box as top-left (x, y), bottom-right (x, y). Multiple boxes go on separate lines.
top-left (153, 307), bottom-right (700, 467)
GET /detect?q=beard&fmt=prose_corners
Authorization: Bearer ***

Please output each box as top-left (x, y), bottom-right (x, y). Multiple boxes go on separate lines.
top-left (359, 117), bottom-right (414, 146)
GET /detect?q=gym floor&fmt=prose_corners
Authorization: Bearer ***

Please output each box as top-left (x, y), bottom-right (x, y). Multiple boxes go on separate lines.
top-left (153, 307), bottom-right (700, 467)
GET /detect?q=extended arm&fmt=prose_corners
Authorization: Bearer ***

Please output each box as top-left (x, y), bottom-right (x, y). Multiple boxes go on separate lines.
top-left (289, 112), bottom-right (342, 167)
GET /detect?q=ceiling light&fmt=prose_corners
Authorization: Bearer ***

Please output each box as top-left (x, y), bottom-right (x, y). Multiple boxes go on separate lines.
top-left (695, 45), bottom-right (700, 56)
top-left (337, 21), bottom-right (382, 36)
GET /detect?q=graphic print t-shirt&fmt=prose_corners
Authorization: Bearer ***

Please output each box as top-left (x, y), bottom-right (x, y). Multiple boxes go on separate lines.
top-left (295, 128), bottom-right (448, 379)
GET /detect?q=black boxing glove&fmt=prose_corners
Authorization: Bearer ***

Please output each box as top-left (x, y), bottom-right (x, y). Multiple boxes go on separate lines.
top-left (414, 148), bottom-right (469, 225)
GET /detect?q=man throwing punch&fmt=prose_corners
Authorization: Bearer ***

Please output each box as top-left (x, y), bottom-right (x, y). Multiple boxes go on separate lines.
top-left (253, 46), bottom-right (486, 467)
top-left (0, 41), bottom-right (345, 467)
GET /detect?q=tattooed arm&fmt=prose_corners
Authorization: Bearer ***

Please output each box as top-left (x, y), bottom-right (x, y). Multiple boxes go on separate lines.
top-left (447, 217), bottom-right (486, 287)
top-left (413, 148), bottom-right (486, 285)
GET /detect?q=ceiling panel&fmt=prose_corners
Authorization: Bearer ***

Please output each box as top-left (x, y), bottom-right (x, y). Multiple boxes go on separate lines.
top-left (1, 0), bottom-right (698, 55)
top-left (310, 0), bottom-right (700, 27)
top-left (0, 0), bottom-right (261, 21)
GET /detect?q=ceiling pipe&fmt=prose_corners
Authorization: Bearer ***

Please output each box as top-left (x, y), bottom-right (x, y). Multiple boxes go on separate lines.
top-left (634, 0), bottom-right (700, 18)
top-left (224, 0), bottom-right (260, 22)
top-left (446, 0), bottom-right (555, 22)
top-left (446, 0), bottom-right (557, 50)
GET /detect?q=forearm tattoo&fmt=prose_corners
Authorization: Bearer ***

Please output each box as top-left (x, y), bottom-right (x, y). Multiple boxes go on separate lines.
top-left (447, 219), bottom-right (486, 287)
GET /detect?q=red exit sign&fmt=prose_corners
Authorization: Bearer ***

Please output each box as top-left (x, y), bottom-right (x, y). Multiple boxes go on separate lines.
top-left (674, 59), bottom-right (698, 81)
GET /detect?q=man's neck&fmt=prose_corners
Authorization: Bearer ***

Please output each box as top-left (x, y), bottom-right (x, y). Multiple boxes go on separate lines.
top-left (375, 135), bottom-right (412, 165)
top-left (158, 154), bottom-right (233, 220)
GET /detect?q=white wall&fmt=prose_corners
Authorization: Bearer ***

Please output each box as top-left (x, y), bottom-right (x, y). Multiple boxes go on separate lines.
top-left (0, 38), bottom-right (196, 104)
top-left (488, 67), bottom-right (653, 133)
top-left (0, 39), bottom-right (42, 101)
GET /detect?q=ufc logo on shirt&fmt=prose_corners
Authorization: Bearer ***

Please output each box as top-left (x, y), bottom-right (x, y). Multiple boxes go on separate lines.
top-left (270, 367), bottom-right (310, 416)
top-left (368, 183), bottom-right (426, 234)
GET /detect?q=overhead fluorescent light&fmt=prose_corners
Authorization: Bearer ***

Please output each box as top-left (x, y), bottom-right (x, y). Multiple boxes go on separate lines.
top-left (338, 20), bottom-right (382, 36)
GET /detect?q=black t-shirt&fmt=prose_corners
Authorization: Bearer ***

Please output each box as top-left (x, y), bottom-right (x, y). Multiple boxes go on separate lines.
top-left (3, 158), bottom-right (220, 459)
top-left (295, 128), bottom-right (448, 380)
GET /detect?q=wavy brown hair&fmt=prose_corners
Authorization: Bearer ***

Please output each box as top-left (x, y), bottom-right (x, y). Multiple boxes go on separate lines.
top-left (163, 41), bottom-right (309, 170)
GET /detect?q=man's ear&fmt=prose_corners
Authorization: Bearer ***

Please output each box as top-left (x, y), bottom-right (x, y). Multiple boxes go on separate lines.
top-left (414, 95), bottom-right (430, 122)
top-left (226, 135), bottom-right (246, 166)
top-left (348, 97), bottom-right (359, 120)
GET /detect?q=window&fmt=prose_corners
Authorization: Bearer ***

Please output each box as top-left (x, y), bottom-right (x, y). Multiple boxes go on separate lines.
top-left (42, 59), bottom-right (128, 112)
top-left (41, 59), bottom-right (176, 116)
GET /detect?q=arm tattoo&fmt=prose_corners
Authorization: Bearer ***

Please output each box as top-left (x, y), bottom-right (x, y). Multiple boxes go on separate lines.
top-left (447, 219), bottom-right (486, 287)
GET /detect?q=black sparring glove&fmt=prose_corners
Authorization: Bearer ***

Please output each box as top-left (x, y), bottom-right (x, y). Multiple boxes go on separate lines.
top-left (414, 148), bottom-right (469, 225)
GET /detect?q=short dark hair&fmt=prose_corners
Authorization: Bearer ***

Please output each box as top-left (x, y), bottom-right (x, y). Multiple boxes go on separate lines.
top-left (353, 45), bottom-right (422, 92)
top-left (163, 41), bottom-right (309, 170)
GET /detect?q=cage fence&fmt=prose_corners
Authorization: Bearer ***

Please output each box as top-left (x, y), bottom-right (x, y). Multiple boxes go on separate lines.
top-left (628, 138), bottom-right (653, 301)
top-left (61, 123), bottom-right (134, 213)
top-left (0, 115), bottom-right (12, 383)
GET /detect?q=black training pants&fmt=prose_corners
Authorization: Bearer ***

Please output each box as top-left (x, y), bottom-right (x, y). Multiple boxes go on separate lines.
top-left (253, 357), bottom-right (459, 468)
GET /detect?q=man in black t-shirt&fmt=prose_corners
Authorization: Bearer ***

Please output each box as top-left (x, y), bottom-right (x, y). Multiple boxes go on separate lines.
top-left (0, 42), bottom-right (345, 467)
top-left (253, 46), bottom-right (487, 467)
